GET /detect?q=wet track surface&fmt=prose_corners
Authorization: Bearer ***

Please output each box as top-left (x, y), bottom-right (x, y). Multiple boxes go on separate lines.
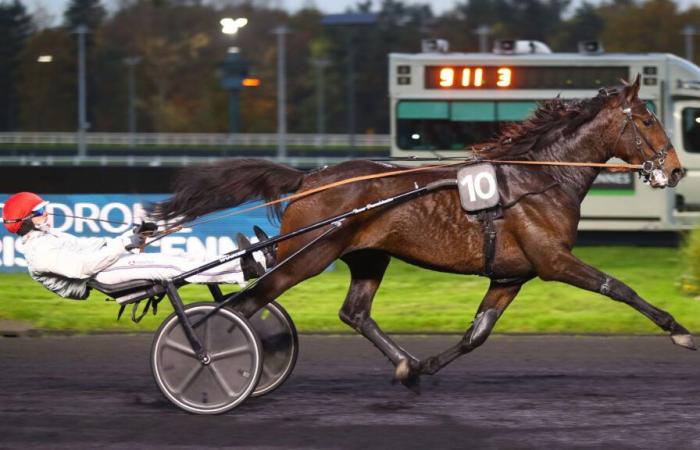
top-left (1, 334), bottom-right (700, 450)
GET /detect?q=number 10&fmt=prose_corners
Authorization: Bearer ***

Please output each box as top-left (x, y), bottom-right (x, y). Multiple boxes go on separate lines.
top-left (461, 172), bottom-right (497, 201)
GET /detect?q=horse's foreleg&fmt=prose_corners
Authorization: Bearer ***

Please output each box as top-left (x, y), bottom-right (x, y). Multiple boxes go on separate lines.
top-left (538, 250), bottom-right (695, 350)
top-left (420, 280), bottom-right (523, 376)
top-left (338, 251), bottom-right (423, 392)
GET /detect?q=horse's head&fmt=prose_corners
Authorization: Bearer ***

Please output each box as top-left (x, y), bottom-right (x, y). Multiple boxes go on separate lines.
top-left (608, 75), bottom-right (684, 188)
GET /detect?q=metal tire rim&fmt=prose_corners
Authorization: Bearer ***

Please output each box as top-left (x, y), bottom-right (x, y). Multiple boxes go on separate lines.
top-left (151, 303), bottom-right (262, 415)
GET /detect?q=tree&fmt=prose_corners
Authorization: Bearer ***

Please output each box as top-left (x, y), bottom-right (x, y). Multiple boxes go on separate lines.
top-left (316, 0), bottom-right (435, 134)
top-left (600, 0), bottom-right (683, 53)
top-left (18, 29), bottom-right (76, 131)
top-left (64, 0), bottom-right (106, 31)
top-left (0, 0), bottom-right (33, 131)
top-left (443, 0), bottom-right (569, 50)
top-left (679, 6), bottom-right (700, 63)
top-left (552, 2), bottom-right (605, 51)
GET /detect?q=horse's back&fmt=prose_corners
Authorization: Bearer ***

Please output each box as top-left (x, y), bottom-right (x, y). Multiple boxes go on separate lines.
top-left (279, 159), bottom-right (491, 274)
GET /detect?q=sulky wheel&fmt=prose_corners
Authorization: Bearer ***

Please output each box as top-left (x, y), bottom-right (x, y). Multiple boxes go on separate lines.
top-left (248, 301), bottom-right (299, 397)
top-left (151, 302), bottom-right (262, 415)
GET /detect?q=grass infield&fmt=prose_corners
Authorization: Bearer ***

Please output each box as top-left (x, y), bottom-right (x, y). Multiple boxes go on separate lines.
top-left (0, 246), bottom-right (697, 334)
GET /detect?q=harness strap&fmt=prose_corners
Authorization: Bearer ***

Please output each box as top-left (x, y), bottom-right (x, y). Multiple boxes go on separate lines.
top-left (477, 208), bottom-right (501, 278)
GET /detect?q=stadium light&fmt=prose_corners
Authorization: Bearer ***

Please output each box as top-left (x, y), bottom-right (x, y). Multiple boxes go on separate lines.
top-left (221, 17), bottom-right (248, 35)
top-left (37, 55), bottom-right (53, 63)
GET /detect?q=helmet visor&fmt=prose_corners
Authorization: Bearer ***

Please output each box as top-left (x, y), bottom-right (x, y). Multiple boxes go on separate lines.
top-left (31, 201), bottom-right (49, 218)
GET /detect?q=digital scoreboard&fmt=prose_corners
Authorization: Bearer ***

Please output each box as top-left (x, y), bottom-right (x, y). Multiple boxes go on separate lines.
top-left (424, 66), bottom-right (629, 90)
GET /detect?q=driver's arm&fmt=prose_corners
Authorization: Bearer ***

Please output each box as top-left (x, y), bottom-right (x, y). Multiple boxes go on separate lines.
top-left (29, 233), bottom-right (134, 279)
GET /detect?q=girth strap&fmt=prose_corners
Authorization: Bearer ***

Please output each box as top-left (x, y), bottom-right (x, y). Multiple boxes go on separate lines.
top-left (477, 208), bottom-right (502, 277)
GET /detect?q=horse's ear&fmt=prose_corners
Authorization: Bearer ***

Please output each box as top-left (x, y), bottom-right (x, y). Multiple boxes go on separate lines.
top-left (624, 74), bottom-right (641, 102)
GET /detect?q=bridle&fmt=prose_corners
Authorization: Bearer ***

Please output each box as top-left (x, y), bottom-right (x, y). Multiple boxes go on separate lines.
top-left (611, 99), bottom-right (672, 185)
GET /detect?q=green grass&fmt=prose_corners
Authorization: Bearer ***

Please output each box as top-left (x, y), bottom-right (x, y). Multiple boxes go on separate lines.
top-left (0, 246), bottom-right (698, 334)
top-left (681, 227), bottom-right (700, 296)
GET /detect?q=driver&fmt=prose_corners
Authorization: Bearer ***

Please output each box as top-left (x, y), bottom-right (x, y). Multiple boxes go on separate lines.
top-left (2, 192), bottom-right (274, 300)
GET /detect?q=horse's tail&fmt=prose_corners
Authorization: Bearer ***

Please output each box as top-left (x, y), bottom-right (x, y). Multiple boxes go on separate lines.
top-left (151, 159), bottom-right (305, 225)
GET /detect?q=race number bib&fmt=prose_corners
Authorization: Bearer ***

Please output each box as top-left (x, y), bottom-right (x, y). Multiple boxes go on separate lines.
top-left (457, 164), bottom-right (500, 212)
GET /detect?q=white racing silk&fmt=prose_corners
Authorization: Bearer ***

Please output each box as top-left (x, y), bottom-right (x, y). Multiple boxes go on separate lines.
top-left (19, 229), bottom-right (253, 300)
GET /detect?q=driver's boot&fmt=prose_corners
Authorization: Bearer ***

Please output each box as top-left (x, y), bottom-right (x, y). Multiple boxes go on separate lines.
top-left (236, 233), bottom-right (265, 280)
top-left (252, 225), bottom-right (277, 268)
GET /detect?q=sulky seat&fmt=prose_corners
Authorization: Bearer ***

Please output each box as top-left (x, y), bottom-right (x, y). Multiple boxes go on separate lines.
top-left (87, 279), bottom-right (166, 305)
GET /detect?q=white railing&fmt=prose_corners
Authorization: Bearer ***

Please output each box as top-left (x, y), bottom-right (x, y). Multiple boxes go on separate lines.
top-left (0, 132), bottom-right (391, 148)
top-left (0, 154), bottom-right (364, 167)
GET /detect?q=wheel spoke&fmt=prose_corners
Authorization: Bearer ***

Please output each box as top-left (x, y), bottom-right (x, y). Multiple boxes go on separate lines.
top-left (174, 363), bottom-right (204, 394)
top-left (164, 338), bottom-right (197, 358)
top-left (211, 345), bottom-right (251, 362)
top-left (203, 317), bottom-right (210, 350)
top-left (262, 363), bottom-right (277, 380)
top-left (209, 363), bottom-right (237, 397)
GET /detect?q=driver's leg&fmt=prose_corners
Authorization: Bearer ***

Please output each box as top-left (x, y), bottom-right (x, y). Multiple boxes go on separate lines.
top-left (94, 252), bottom-right (247, 285)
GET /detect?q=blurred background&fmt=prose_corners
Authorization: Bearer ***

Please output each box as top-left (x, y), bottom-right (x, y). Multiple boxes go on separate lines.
top-left (1, 0), bottom-right (698, 137)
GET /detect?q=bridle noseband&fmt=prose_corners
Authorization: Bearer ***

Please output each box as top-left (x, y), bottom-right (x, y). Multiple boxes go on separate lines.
top-left (612, 100), bottom-right (672, 185)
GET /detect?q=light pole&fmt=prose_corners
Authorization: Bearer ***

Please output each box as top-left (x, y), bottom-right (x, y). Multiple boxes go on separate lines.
top-left (474, 25), bottom-right (492, 53)
top-left (220, 47), bottom-right (250, 134)
top-left (682, 25), bottom-right (697, 62)
top-left (273, 25), bottom-right (290, 160)
top-left (124, 56), bottom-right (141, 148)
top-left (311, 58), bottom-right (329, 146)
top-left (75, 24), bottom-right (89, 159)
top-left (345, 32), bottom-right (356, 149)
top-left (220, 18), bottom-right (249, 135)
top-left (321, 13), bottom-right (377, 151)
top-left (36, 55), bottom-right (53, 131)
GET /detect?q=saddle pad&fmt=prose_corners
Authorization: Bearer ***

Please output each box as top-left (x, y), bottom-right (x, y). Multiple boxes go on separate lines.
top-left (457, 164), bottom-right (500, 212)
top-left (457, 163), bottom-right (560, 213)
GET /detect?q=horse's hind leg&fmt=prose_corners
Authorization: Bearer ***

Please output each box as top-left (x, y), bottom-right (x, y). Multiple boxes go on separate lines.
top-left (420, 280), bottom-right (523, 376)
top-left (338, 250), bottom-right (423, 392)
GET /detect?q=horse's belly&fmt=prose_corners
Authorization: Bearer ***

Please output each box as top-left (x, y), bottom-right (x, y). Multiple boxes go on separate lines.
top-left (370, 206), bottom-right (487, 274)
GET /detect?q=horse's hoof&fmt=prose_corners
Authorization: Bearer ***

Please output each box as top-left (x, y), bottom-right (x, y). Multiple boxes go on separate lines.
top-left (392, 359), bottom-right (421, 394)
top-left (393, 358), bottom-right (412, 381)
top-left (400, 375), bottom-right (421, 394)
top-left (671, 334), bottom-right (697, 350)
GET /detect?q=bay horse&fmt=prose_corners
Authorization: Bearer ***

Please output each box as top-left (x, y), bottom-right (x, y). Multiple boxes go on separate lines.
top-left (153, 76), bottom-right (689, 391)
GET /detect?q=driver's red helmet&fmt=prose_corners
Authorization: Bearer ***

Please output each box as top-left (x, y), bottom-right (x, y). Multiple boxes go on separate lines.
top-left (2, 192), bottom-right (49, 234)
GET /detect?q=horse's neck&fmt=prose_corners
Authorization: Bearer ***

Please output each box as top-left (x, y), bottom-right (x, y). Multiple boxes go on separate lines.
top-left (535, 122), bottom-right (611, 203)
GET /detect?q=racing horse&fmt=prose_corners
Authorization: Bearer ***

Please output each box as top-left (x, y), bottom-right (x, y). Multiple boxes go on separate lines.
top-left (153, 76), bottom-right (689, 391)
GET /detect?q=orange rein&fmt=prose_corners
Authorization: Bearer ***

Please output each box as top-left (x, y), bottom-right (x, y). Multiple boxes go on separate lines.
top-left (176, 159), bottom-right (643, 227)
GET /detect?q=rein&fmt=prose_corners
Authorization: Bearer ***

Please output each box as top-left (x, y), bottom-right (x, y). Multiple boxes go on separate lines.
top-left (185, 158), bottom-right (643, 227)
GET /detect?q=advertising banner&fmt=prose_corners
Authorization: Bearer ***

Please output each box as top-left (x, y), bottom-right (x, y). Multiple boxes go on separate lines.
top-left (0, 194), bottom-right (279, 273)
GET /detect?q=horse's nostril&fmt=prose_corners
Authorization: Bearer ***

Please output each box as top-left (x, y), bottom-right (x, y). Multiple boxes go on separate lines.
top-left (669, 168), bottom-right (685, 186)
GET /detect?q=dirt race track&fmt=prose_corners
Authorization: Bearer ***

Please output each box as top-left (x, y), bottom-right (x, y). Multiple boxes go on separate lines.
top-left (1, 334), bottom-right (700, 450)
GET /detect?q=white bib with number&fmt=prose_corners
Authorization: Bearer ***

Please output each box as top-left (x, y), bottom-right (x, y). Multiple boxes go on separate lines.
top-left (457, 164), bottom-right (500, 212)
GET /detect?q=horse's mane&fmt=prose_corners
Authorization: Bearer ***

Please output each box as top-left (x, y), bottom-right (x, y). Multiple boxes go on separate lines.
top-left (480, 89), bottom-right (615, 160)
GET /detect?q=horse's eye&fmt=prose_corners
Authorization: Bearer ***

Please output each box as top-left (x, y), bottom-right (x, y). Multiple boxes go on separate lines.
top-left (643, 119), bottom-right (654, 127)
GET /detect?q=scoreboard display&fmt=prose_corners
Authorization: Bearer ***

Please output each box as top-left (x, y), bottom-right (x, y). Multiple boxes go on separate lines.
top-left (424, 66), bottom-right (629, 90)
